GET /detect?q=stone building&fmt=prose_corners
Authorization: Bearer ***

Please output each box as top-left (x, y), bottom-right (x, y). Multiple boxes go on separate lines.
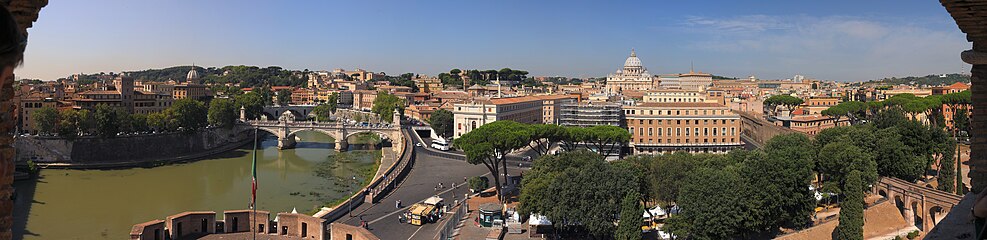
top-left (559, 101), bottom-right (623, 127)
top-left (413, 74), bottom-right (444, 93)
top-left (624, 102), bottom-right (743, 154)
top-left (452, 95), bottom-right (577, 138)
top-left (605, 50), bottom-right (657, 93)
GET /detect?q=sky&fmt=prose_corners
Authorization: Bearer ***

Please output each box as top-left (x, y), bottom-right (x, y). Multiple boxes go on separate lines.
top-left (15, 0), bottom-right (971, 82)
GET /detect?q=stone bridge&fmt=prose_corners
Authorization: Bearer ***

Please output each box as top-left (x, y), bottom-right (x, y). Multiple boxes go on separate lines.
top-left (241, 108), bottom-right (403, 152)
top-left (873, 177), bottom-right (963, 233)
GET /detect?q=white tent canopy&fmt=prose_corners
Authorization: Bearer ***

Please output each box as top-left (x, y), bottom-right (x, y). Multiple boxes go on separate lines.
top-left (528, 214), bottom-right (552, 225)
top-left (644, 206), bottom-right (665, 218)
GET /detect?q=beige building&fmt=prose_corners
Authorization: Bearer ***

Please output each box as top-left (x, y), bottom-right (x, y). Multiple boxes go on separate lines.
top-left (172, 84), bottom-right (210, 101)
top-left (605, 50), bottom-right (657, 93)
top-left (414, 75), bottom-right (444, 93)
top-left (453, 95), bottom-right (578, 138)
top-left (643, 89), bottom-right (709, 103)
top-left (18, 97), bottom-right (57, 134)
top-left (659, 70), bottom-right (713, 91)
top-left (624, 102), bottom-right (743, 154)
top-left (352, 90), bottom-right (378, 111)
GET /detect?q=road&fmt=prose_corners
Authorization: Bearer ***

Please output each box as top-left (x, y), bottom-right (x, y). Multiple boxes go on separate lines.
top-left (338, 130), bottom-right (529, 240)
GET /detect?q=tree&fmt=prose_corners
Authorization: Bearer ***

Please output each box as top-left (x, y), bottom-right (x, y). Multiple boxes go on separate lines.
top-left (523, 124), bottom-right (565, 156)
top-left (147, 112), bottom-right (169, 132)
top-left (616, 191), bottom-right (643, 240)
top-left (832, 170), bottom-right (865, 240)
top-left (234, 92), bottom-right (265, 120)
top-left (764, 95), bottom-right (804, 116)
top-left (468, 176), bottom-right (489, 193)
top-left (276, 88), bottom-right (292, 106)
top-left (746, 134), bottom-right (817, 229)
top-left (584, 125), bottom-right (631, 157)
top-left (519, 150), bottom-right (638, 238)
top-left (454, 120), bottom-right (531, 201)
top-left (312, 104), bottom-right (332, 122)
top-left (168, 99), bottom-right (208, 132)
top-left (648, 152), bottom-right (698, 206)
top-left (32, 106), bottom-right (58, 135)
top-left (253, 86), bottom-right (273, 106)
top-left (94, 104), bottom-right (120, 138)
top-left (429, 109), bottom-right (454, 139)
top-left (208, 98), bottom-right (237, 128)
top-left (938, 138), bottom-right (957, 193)
top-left (872, 128), bottom-right (925, 181)
top-left (666, 166), bottom-right (749, 239)
top-left (371, 91), bottom-right (404, 123)
top-left (816, 140), bottom-right (877, 193)
top-left (327, 92), bottom-right (339, 113)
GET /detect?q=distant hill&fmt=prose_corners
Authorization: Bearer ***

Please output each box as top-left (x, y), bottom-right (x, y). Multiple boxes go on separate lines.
top-left (66, 65), bottom-right (307, 88)
top-left (863, 73), bottom-right (970, 86)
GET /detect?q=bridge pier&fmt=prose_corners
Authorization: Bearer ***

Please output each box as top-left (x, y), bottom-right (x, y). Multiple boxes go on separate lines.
top-left (278, 135), bottom-right (296, 150)
top-left (334, 139), bottom-right (348, 152)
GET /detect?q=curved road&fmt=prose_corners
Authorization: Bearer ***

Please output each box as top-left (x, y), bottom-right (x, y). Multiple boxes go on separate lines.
top-left (337, 129), bottom-right (529, 239)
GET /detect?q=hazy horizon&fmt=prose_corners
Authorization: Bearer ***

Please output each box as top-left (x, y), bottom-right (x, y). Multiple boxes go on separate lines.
top-left (14, 1), bottom-right (972, 82)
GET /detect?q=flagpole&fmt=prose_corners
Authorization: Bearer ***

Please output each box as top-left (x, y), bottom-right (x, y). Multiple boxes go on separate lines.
top-left (252, 127), bottom-right (258, 240)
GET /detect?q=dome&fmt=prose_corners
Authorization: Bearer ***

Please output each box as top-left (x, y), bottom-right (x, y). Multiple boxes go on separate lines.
top-left (623, 49), bottom-right (642, 68)
top-left (186, 67), bottom-right (200, 82)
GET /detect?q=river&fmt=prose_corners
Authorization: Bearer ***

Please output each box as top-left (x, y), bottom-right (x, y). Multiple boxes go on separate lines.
top-left (11, 131), bottom-right (381, 240)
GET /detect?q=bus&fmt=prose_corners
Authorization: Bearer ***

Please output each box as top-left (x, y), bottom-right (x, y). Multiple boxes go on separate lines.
top-left (431, 138), bottom-right (451, 151)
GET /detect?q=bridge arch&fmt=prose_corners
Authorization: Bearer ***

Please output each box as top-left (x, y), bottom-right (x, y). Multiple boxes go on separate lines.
top-left (873, 177), bottom-right (962, 233)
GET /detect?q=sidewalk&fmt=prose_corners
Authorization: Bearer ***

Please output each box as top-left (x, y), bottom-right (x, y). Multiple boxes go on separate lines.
top-left (373, 146), bottom-right (399, 181)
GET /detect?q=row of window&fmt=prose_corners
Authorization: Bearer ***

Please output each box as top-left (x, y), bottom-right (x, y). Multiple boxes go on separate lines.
top-left (632, 119), bottom-right (736, 125)
top-left (636, 137), bottom-right (736, 144)
top-left (626, 109), bottom-right (730, 116)
top-left (630, 126), bottom-right (736, 137)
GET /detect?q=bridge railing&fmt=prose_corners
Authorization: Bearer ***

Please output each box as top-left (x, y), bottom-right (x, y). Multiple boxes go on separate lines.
top-left (243, 120), bottom-right (397, 130)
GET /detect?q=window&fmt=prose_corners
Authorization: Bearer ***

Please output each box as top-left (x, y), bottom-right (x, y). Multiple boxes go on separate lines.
top-left (657, 128), bottom-right (662, 136)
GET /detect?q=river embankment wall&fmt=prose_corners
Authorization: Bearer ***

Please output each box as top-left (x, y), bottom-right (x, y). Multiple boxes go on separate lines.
top-left (15, 126), bottom-right (254, 169)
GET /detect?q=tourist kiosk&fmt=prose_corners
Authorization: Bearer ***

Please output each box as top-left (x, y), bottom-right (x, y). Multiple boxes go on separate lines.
top-left (478, 203), bottom-right (504, 227)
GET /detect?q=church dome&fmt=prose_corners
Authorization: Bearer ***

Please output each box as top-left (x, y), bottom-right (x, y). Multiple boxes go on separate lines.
top-left (186, 67), bottom-right (200, 82)
top-left (623, 49), bottom-right (642, 68)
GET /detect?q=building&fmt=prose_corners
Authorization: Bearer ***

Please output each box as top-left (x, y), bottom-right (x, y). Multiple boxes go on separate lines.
top-left (452, 95), bottom-right (578, 138)
top-left (934, 82), bottom-right (972, 129)
top-left (538, 95), bottom-right (578, 124)
top-left (605, 50), bottom-right (657, 93)
top-left (801, 97), bottom-right (840, 115)
top-left (171, 84), bottom-right (210, 101)
top-left (559, 101), bottom-right (624, 127)
top-left (18, 97), bottom-right (57, 134)
top-left (773, 115), bottom-right (848, 136)
top-left (352, 90), bottom-right (378, 111)
top-left (624, 102), bottom-right (743, 154)
top-left (414, 75), bottom-right (444, 93)
top-left (643, 89), bottom-right (708, 103)
top-left (660, 70), bottom-right (713, 91)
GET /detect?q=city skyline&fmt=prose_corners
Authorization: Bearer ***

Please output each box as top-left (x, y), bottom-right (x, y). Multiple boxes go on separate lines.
top-left (17, 0), bottom-right (970, 82)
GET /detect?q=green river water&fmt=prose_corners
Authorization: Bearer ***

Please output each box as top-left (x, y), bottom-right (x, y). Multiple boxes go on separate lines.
top-left (11, 131), bottom-right (381, 240)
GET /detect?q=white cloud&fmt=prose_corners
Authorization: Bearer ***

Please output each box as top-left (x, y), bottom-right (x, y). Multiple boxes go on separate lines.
top-left (682, 15), bottom-right (969, 81)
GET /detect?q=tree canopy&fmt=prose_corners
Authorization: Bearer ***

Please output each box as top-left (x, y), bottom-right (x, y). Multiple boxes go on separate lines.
top-left (428, 109), bottom-right (454, 138)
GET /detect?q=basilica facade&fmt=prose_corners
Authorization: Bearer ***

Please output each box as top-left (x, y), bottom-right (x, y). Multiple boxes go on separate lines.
top-left (605, 50), bottom-right (658, 93)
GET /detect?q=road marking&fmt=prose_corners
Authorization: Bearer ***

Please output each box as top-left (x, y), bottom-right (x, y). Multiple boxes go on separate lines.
top-left (367, 172), bottom-right (491, 225)
top-left (407, 224), bottom-right (425, 240)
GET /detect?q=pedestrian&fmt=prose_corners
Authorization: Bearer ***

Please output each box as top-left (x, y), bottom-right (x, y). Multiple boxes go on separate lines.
top-left (395, 200), bottom-right (399, 209)
top-left (434, 186), bottom-right (437, 192)
top-left (398, 200), bottom-right (402, 208)
top-left (439, 182), bottom-right (444, 189)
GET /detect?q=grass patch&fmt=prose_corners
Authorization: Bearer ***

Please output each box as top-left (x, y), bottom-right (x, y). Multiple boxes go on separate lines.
top-left (310, 150), bottom-right (383, 213)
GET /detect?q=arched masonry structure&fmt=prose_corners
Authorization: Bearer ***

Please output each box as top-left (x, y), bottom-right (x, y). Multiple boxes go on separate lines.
top-left (873, 177), bottom-right (963, 232)
top-left (240, 108), bottom-right (403, 152)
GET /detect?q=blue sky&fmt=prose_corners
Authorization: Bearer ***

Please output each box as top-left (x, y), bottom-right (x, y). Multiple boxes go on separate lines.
top-left (17, 0), bottom-right (970, 82)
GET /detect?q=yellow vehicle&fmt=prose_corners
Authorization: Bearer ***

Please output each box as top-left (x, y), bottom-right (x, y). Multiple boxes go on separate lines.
top-left (408, 203), bottom-right (437, 226)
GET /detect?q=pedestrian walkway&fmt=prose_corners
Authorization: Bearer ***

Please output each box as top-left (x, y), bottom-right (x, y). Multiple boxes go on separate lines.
top-left (373, 146), bottom-right (399, 181)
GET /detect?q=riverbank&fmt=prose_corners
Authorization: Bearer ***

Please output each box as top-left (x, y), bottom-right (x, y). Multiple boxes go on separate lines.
top-left (16, 126), bottom-right (254, 169)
